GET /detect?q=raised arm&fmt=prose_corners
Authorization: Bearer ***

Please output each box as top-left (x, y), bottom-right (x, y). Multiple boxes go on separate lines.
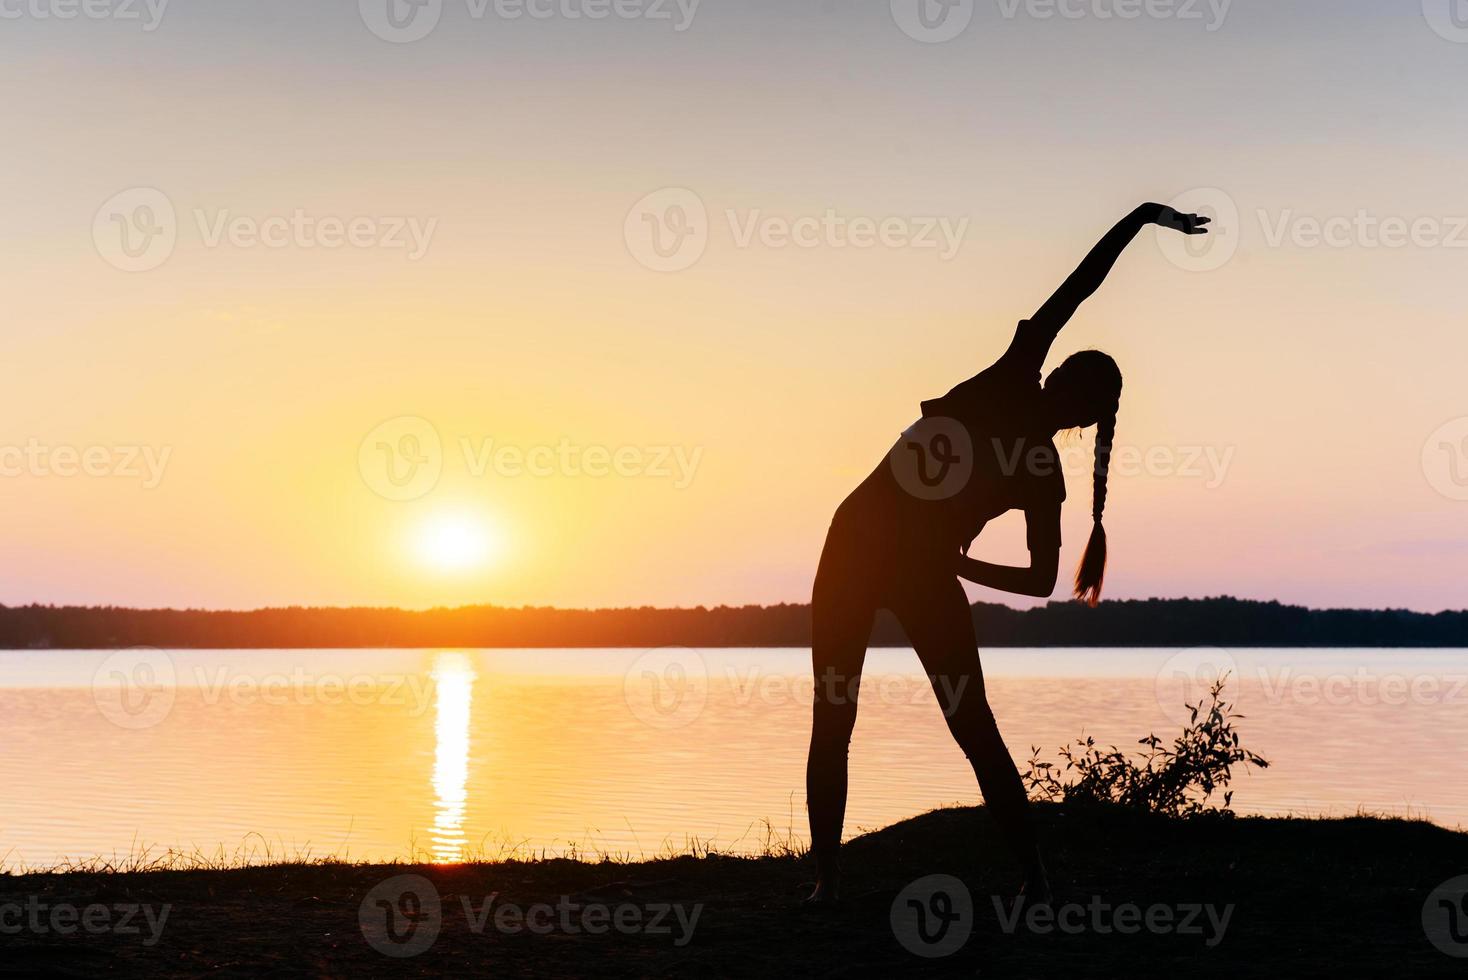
top-left (1030, 203), bottom-right (1211, 339)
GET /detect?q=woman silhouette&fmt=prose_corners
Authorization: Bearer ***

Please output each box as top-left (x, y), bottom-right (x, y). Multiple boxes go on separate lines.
top-left (805, 203), bottom-right (1210, 904)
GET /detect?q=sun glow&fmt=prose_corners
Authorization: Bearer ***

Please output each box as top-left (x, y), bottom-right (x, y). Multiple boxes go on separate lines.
top-left (414, 511), bottom-right (504, 573)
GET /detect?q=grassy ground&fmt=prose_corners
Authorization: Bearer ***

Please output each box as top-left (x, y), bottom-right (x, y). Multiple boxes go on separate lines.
top-left (3, 803), bottom-right (1466, 978)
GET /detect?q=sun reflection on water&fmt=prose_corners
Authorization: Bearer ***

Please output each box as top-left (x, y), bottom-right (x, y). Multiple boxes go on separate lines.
top-left (429, 651), bottom-right (476, 863)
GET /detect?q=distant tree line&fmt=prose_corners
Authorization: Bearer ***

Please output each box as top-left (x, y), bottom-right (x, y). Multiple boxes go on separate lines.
top-left (1, 597), bottom-right (1466, 649)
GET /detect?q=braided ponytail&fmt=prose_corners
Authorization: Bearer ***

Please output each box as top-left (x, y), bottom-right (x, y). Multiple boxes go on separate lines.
top-left (1074, 409), bottom-right (1116, 607)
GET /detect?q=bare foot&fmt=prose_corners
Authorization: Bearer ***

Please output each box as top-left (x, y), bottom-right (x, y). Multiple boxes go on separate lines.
top-left (1018, 853), bottom-right (1053, 907)
top-left (804, 876), bottom-right (841, 905)
top-left (1017, 876), bottom-right (1053, 908)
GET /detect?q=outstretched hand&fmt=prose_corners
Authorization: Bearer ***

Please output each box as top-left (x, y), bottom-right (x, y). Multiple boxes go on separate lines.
top-left (1145, 203), bottom-right (1211, 235)
top-left (1030, 201), bottom-right (1214, 341)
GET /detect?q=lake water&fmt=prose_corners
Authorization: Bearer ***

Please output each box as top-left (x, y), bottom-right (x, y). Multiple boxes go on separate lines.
top-left (2, 647), bottom-right (1466, 868)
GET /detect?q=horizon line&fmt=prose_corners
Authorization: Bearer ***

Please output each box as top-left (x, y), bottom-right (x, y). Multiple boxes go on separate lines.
top-left (3, 595), bottom-right (1467, 616)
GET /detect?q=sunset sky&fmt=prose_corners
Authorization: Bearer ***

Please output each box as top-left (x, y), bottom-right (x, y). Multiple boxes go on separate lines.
top-left (3, 1), bottom-right (1466, 612)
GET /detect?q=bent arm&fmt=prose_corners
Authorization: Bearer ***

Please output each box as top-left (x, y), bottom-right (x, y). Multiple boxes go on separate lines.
top-left (955, 549), bottom-right (1059, 599)
top-left (1029, 203), bottom-right (1211, 340)
top-left (954, 502), bottom-right (1063, 598)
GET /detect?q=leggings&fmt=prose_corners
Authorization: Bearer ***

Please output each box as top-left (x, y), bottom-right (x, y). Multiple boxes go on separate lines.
top-left (805, 514), bottom-right (1038, 878)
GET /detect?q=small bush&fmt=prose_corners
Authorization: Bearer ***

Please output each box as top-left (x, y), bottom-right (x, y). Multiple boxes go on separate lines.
top-left (1022, 675), bottom-right (1268, 818)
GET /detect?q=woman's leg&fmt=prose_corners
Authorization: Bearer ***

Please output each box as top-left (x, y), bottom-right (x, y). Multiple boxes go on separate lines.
top-left (805, 527), bottom-right (876, 901)
top-left (891, 576), bottom-right (1049, 895)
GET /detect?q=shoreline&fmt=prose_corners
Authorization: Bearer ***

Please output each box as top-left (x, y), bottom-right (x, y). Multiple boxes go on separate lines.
top-left (5, 597), bottom-right (1468, 650)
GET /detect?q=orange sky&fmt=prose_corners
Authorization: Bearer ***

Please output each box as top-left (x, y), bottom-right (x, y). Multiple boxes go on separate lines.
top-left (2, 2), bottom-right (1467, 611)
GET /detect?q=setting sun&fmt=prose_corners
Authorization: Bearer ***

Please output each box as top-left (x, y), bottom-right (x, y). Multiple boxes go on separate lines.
top-left (413, 511), bottom-right (504, 573)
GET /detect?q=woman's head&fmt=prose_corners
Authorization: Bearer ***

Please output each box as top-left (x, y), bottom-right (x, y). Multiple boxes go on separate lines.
top-left (1043, 350), bottom-right (1122, 607)
top-left (1043, 350), bottom-right (1122, 431)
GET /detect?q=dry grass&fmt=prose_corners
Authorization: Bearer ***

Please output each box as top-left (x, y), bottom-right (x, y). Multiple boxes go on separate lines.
top-left (2, 810), bottom-right (808, 878)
